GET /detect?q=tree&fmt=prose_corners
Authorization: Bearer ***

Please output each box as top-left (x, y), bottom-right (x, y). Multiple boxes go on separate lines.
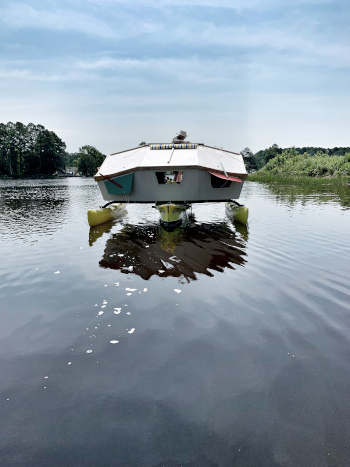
top-left (77, 145), bottom-right (106, 176)
top-left (65, 152), bottom-right (79, 168)
top-left (240, 147), bottom-right (254, 159)
top-left (240, 147), bottom-right (257, 171)
top-left (35, 130), bottom-right (66, 174)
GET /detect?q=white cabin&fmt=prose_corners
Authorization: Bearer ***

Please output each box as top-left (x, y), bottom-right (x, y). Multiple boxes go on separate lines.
top-left (94, 143), bottom-right (247, 203)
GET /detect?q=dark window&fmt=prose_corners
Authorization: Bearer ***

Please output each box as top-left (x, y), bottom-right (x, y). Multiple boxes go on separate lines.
top-left (155, 171), bottom-right (183, 185)
top-left (210, 174), bottom-right (231, 188)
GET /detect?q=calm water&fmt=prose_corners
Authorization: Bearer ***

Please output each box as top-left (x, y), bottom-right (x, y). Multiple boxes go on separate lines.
top-left (0, 178), bottom-right (350, 466)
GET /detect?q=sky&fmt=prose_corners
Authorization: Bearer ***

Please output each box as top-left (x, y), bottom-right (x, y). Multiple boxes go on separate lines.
top-left (0, 0), bottom-right (349, 154)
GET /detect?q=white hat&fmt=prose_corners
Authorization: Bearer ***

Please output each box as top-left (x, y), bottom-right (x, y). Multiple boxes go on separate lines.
top-left (178, 130), bottom-right (187, 137)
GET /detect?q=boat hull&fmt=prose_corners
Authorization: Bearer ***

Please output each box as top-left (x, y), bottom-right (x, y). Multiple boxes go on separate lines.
top-left (156, 203), bottom-right (189, 228)
top-left (225, 201), bottom-right (249, 225)
top-left (87, 203), bottom-right (126, 227)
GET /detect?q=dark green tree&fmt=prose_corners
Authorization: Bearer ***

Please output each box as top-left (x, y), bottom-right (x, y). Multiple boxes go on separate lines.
top-left (35, 130), bottom-right (66, 175)
top-left (77, 145), bottom-right (106, 176)
top-left (240, 147), bottom-right (257, 170)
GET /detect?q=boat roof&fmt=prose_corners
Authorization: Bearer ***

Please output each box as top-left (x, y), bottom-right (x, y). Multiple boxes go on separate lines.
top-left (94, 143), bottom-right (247, 181)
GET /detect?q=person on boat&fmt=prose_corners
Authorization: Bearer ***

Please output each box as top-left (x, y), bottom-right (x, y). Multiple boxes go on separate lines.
top-left (172, 130), bottom-right (188, 144)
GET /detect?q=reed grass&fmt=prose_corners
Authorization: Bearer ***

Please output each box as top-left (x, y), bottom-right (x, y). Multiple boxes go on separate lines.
top-left (248, 149), bottom-right (350, 185)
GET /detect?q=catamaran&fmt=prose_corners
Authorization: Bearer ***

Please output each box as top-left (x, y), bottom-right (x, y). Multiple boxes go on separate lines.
top-left (88, 131), bottom-right (248, 228)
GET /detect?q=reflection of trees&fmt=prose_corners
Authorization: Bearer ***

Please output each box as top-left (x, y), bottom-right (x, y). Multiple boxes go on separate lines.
top-left (0, 182), bottom-right (69, 240)
top-left (263, 183), bottom-right (350, 210)
top-left (97, 221), bottom-right (248, 282)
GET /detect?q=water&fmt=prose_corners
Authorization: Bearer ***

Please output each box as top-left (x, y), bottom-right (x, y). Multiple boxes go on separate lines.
top-left (0, 178), bottom-right (349, 466)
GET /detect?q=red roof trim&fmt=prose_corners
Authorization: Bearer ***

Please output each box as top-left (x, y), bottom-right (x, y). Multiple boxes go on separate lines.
top-left (208, 171), bottom-right (242, 183)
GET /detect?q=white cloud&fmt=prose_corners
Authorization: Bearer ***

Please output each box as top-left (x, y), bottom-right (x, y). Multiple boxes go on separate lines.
top-left (85, 0), bottom-right (333, 9)
top-left (0, 67), bottom-right (83, 82)
top-left (75, 58), bottom-right (151, 70)
top-left (0, 3), bottom-right (118, 38)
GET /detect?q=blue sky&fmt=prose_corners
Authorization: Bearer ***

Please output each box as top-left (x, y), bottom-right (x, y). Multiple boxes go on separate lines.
top-left (1, 0), bottom-right (349, 154)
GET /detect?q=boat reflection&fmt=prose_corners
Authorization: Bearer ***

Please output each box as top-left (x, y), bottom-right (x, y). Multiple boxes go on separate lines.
top-left (89, 222), bottom-right (114, 246)
top-left (97, 221), bottom-right (248, 281)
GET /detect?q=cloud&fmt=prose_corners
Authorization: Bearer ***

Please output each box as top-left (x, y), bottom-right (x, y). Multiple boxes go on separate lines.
top-left (0, 67), bottom-right (82, 82)
top-left (0, 0), bottom-right (348, 154)
top-left (0, 2), bottom-right (118, 38)
top-left (85, 0), bottom-right (333, 9)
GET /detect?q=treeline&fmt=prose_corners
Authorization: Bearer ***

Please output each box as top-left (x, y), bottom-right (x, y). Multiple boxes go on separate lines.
top-left (246, 147), bottom-right (350, 179)
top-left (0, 122), bottom-right (66, 177)
top-left (241, 145), bottom-right (350, 171)
top-left (0, 122), bottom-right (106, 177)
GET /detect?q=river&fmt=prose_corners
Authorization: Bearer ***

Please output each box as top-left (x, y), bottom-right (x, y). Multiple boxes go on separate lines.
top-left (0, 178), bottom-right (349, 466)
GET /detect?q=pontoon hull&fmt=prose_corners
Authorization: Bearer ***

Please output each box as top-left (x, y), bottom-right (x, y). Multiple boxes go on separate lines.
top-left (225, 201), bottom-right (249, 225)
top-left (87, 203), bottom-right (126, 227)
top-left (156, 203), bottom-right (189, 228)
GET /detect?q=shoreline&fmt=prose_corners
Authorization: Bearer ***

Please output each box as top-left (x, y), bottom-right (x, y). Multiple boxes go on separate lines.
top-left (247, 173), bottom-right (350, 185)
top-left (0, 175), bottom-right (83, 180)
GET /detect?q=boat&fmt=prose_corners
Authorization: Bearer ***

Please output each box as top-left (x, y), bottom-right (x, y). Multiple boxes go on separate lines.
top-left (155, 202), bottom-right (190, 229)
top-left (87, 203), bottom-right (127, 227)
top-left (92, 132), bottom-right (248, 226)
top-left (225, 200), bottom-right (249, 225)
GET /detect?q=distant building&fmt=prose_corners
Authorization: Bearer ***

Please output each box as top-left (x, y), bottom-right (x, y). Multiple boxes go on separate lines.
top-left (66, 167), bottom-right (79, 176)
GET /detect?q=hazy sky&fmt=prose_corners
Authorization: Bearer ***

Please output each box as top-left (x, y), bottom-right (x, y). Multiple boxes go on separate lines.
top-left (1, 0), bottom-right (349, 154)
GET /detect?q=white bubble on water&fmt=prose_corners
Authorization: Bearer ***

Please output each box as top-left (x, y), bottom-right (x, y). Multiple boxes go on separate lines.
top-left (114, 308), bottom-right (121, 314)
top-left (86, 350), bottom-right (93, 354)
top-left (54, 271), bottom-right (60, 274)
top-left (103, 300), bottom-right (108, 304)
top-left (143, 288), bottom-right (148, 292)
top-left (128, 328), bottom-right (135, 334)
top-left (98, 311), bottom-right (104, 316)
top-left (126, 288), bottom-right (137, 292)
top-left (115, 282), bottom-right (119, 286)
top-left (126, 312), bottom-right (131, 315)
top-left (126, 293), bottom-right (132, 296)
top-left (101, 305), bottom-right (106, 308)
top-left (174, 289), bottom-right (182, 293)
top-left (68, 362), bottom-right (72, 365)
top-left (110, 340), bottom-right (119, 344)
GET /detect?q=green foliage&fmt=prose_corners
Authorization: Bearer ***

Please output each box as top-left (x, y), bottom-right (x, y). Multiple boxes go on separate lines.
top-left (249, 148), bottom-right (350, 182)
top-left (240, 147), bottom-right (257, 171)
top-left (65, 152), bottom-right (79, 167)
top-left (0, 122), bottom-right (107, 178)
top-left (253, 144), bottom-right (282, 169)
top-left (0, 122), bottom-right (65, 176)
top-left (252, 145), bottom-right (350, 170)
top-left (77, 145), bottom-right (106, 176)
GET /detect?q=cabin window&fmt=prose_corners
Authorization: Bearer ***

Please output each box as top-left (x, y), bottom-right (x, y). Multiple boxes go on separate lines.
top-left (155, 171), bottom-right (183, 184)
top-left (210, 174), bottom-right (232, 188)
